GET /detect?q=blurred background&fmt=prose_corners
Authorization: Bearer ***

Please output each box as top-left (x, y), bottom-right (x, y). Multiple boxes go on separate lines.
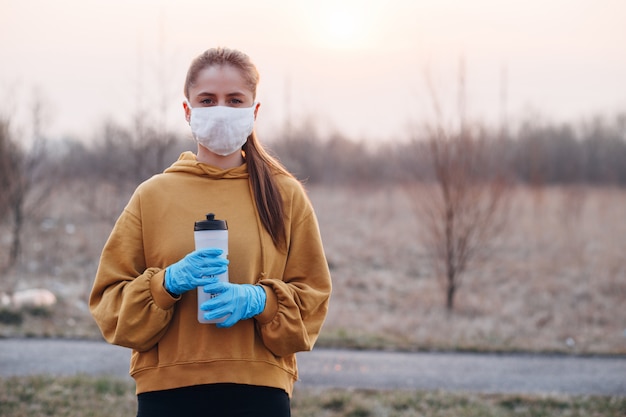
top-left (1, 0), bottom-right (625, 355)
top-left (2, 0), bottom-right (625, 142)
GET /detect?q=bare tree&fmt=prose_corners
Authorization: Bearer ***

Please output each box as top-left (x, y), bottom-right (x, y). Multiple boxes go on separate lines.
top-left (0, 119), bottom-right (13, 216)
top-left (405, 61), bottom-right (511, 311)
top-left (0, 116), bottom-right (24, 288)
top-left (127, 15), bottom-right (179, 183)
top-left (0, 98), bottom-right (54, 273)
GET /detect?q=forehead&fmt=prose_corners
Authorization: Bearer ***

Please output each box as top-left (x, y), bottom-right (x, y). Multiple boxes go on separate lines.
top-left (189, 64), bottom-right (253, 97)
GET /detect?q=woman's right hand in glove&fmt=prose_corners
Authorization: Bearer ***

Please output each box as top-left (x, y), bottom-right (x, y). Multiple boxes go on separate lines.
top-left (164, 248), bottom-right (228, 296)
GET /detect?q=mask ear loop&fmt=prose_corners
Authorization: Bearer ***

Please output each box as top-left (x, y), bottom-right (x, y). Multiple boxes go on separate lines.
top-left (184, 99), bottom-right (194, 125)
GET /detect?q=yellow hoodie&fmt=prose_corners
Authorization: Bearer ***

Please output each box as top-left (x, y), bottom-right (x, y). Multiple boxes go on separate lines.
top-left (89, 152), bottom-right (332, 396)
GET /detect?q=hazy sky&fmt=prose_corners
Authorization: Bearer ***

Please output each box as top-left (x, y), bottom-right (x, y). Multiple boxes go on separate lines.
top-left (1, 0), bottom-right (625, 143)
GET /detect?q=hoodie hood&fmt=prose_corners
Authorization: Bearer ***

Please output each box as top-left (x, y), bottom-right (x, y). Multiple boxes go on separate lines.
top-left (164, 151), bottom-right (249, 180)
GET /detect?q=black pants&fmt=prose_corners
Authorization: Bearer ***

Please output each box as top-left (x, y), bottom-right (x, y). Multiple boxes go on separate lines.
top-left (136, 383), bottom-right (291, 417)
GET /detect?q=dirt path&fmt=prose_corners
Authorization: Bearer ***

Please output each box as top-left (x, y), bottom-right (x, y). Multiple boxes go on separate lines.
top-left (1, 338), bottom-right (624, 396)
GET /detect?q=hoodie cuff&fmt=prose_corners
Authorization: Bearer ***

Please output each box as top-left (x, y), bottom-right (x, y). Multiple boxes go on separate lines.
top-left (150, 269), bottom-right (180, 310)
top-left (255, 284), bottom-right (278, 324)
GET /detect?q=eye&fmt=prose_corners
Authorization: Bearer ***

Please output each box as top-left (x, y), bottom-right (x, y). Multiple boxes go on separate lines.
top-left (199, 98), bottom-right (215, 106)
top-left (227, 97), bottom-right (244, 106)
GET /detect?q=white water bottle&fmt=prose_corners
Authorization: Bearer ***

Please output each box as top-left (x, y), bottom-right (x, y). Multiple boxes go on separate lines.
top-left (194, 213), bottom-right (229, 324)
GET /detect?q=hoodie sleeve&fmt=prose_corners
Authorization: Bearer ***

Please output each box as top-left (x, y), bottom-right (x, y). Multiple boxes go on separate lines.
top-left (255, 187), bottom-right (332, 357)
top-left (89, 198), bottom-right (178, 352)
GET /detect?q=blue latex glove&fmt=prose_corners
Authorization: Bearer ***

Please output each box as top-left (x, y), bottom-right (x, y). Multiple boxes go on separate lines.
top-left (200, 279), bottom-right (267, 328)
top-left (164, 248), bottom-right (228, 296)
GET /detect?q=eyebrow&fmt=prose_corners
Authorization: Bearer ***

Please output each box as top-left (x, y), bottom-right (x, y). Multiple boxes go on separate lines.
top-left (195, 91), bottom-right (247, 98)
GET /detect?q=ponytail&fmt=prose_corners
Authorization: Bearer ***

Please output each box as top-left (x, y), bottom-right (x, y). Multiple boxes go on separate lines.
top-left (243, 132), bottom-right (292, 249)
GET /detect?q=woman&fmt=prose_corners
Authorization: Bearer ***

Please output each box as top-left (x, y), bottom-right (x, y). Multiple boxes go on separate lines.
top-left (89, 47), bottom-right (332, 416)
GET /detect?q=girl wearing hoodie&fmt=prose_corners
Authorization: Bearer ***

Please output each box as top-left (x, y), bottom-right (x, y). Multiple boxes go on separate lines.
top-left (89, 47), bottom-right (332, 417)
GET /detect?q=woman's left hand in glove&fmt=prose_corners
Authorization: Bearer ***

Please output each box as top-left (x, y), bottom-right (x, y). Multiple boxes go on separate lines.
top-left (200, 279), bottom-right (267, 328)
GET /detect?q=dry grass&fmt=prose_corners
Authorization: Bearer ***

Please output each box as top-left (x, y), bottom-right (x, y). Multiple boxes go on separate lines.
top-left (1, 375), bottom-right (625, 417)
top-left (308, 184), bottom-right (626, 355)
top-left (1, 183), bottom-right (625, 355)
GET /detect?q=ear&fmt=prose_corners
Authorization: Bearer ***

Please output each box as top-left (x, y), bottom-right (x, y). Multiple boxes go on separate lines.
top-left (183, 100), bottom-right (191, 123)
top-left (253, 102), bottom-right (261, 120)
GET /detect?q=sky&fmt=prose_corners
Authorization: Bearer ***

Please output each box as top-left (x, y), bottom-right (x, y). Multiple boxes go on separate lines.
top-left (1, 0), bottom-right (625, 144)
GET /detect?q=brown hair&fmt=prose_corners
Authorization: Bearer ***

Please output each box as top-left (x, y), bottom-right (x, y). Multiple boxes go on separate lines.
top-left (184, 47), bottom-right (291, 248)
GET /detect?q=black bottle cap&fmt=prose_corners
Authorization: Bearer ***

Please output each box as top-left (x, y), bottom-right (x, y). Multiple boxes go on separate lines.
top-left (194, 213), bottom-right (228, 231)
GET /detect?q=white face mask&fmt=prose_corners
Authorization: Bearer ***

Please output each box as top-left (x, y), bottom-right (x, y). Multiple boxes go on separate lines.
top-left (188, 103), bottom-right (256, 156)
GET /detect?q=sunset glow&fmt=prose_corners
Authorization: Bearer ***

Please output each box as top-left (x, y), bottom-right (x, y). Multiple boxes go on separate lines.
top-left (1, 0), bottom-right (625, 142)
top-left (299, 2), bottom-right (379, 50)
top-left (325, 9), bottom-right (361, 48)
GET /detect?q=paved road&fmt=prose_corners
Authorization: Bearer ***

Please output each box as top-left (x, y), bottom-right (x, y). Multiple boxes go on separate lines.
top-left (1, 339), bottom-right (625, 396)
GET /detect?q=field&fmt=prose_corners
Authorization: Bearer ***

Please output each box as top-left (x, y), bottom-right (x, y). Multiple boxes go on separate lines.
top-left (1, 183), bottom-right (625, 355)
top-left (1, 375), bottom-right (625, 417)
top-left (311, 184), bottom-right (626, 354)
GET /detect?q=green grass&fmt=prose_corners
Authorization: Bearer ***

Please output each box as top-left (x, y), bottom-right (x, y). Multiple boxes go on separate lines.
top-left (293, 388), bottom-right (626, 417)
top-left (1, 375), bottom-right (624, 417)
top-left (0, 375), bottom-right (136, 417)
